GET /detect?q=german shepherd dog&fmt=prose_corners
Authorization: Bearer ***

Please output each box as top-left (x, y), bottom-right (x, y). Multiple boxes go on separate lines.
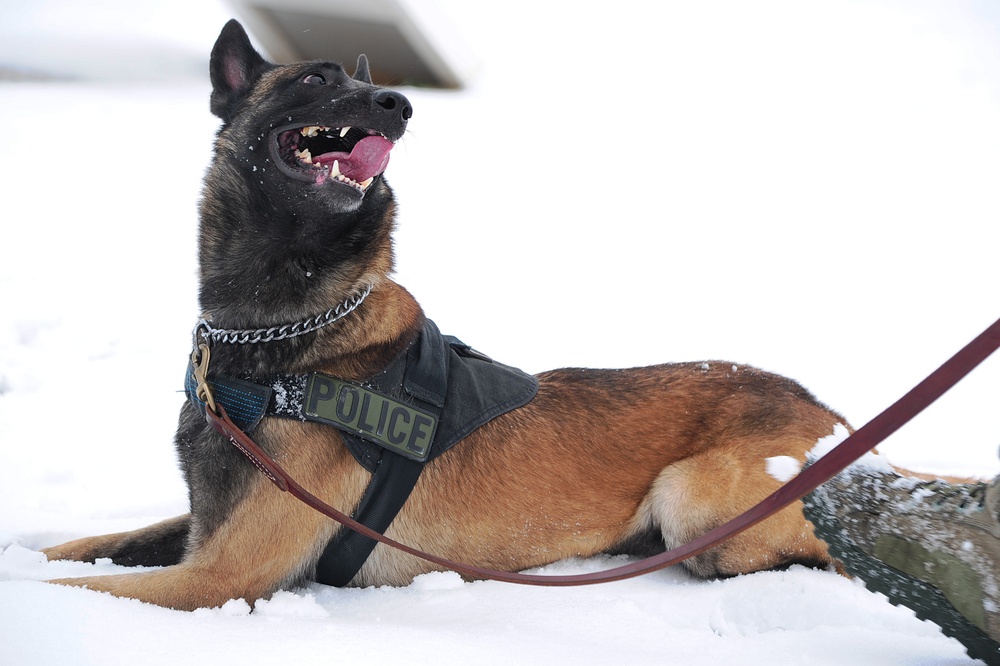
top-left (41, 20), bottom-right (846, 610)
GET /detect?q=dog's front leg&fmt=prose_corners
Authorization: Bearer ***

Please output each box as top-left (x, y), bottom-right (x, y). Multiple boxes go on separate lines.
top-left (45, 478), bottom-right (332, 610)
top-left (46, 562), bottom-right (275, 612)
top-left (43, 514), bottom-right (191, 567)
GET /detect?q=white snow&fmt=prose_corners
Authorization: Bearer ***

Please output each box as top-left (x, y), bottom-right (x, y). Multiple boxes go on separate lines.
top-left (2, 1), bottom-right (999, 664)
top-left (808, 423), bottom-right (899, 477)
top-left (766, 456), bottom-right (801, 483)
top-left (809, 423), bottom-right (854, 460)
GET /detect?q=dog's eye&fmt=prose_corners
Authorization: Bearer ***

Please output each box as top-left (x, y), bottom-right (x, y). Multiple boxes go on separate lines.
top-left (302, 73), bottom-right (327, 85)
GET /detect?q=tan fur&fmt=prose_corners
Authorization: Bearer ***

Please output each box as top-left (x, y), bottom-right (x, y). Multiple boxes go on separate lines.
top-left (352, 357), bottom-right (844, 586)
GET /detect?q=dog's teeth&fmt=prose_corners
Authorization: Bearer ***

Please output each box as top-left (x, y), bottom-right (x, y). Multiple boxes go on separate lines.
top-left (359, 177), bottom-right (373, 189)
top-left (340, 126), bottom-right (351, 138)
top-left (295, 148), bottom-right (313, 164)
top-left (300, 126), bottom-right (321, 137)
top-left (331, 160), bottom-right (341, 177)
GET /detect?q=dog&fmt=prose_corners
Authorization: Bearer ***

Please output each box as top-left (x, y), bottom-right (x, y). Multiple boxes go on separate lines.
top-left (41, 19), bottom-right (848, 610)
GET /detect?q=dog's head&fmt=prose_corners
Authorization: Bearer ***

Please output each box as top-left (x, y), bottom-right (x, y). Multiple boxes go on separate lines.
top-left (199, 20), bottom-right (413, 323)
top-left (209, 19), bottom-right (411, 214)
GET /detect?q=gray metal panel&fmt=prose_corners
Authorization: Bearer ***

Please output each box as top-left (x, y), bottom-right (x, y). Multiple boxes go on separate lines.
top-left (260, 8), bottom-right (438, 86)
top-left (226, 0), bottom-right (475, 89)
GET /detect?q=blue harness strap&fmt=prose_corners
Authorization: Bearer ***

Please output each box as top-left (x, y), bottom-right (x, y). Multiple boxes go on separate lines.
top-left (183, 370), bottom-right (273, 432)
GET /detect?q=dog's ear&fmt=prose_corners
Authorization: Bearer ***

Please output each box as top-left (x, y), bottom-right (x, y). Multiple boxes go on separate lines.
top-left (353, 54), bottom-right (372, 85)
top-left (210, 20), bottom-right (271, 120)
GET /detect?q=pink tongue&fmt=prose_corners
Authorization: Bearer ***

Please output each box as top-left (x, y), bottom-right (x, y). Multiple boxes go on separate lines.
top-left (314, 135), bottom-right (394, 182)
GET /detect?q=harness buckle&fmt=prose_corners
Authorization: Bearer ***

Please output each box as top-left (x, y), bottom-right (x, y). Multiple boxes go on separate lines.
top-left (191, 343), bottom-right (218, 413)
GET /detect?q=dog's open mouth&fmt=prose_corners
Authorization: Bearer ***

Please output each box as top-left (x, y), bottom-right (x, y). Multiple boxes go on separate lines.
top-left (271, 124), bottom-right (394, 192)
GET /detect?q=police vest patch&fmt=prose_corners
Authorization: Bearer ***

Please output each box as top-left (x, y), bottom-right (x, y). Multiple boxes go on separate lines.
top-left (303, 373), bottom-right (437, 462)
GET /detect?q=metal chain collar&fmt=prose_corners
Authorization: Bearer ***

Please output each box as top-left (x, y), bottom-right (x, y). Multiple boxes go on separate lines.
top-left (195, 282), bottom-right (374, 345)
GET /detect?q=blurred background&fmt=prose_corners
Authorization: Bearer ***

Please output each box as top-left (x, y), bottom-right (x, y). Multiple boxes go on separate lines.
top-left (1, 0), bottom-right (998, 488)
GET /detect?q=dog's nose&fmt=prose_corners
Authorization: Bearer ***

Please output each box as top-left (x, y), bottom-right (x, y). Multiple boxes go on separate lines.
top-left (374, 89), bottom-right (413, 122)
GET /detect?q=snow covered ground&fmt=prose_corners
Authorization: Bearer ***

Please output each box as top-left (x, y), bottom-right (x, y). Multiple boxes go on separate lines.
top-left (1, 1), bottom-right (999, 663)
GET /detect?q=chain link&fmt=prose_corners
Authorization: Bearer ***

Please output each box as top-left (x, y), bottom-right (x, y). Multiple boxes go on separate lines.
top-left (196, 282), bottom-right (373, 345)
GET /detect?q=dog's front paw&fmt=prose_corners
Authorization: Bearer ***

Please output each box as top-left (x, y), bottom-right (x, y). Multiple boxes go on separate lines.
top-left (42, 535), bottom-right (114, 563)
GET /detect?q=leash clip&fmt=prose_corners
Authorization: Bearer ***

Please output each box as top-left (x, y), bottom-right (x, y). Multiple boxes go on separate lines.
top-left (191, 343), bottom-right (218, 413)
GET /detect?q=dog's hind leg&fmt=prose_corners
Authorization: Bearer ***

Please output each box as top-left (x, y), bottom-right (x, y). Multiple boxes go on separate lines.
top-left (43, 514), bottom-right (191, 567)
top-left (633, 437), bottom-right (835, 578)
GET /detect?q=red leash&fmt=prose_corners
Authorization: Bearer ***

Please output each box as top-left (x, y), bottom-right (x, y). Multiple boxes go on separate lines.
top-left (206, 316), bottom-right (1000, 586)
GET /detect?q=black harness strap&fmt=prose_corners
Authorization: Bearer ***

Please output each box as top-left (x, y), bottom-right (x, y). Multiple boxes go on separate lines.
top-left (314, 319), bottom-right (450, 586)
top-left (314, 449), bottom-right (423, 585)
